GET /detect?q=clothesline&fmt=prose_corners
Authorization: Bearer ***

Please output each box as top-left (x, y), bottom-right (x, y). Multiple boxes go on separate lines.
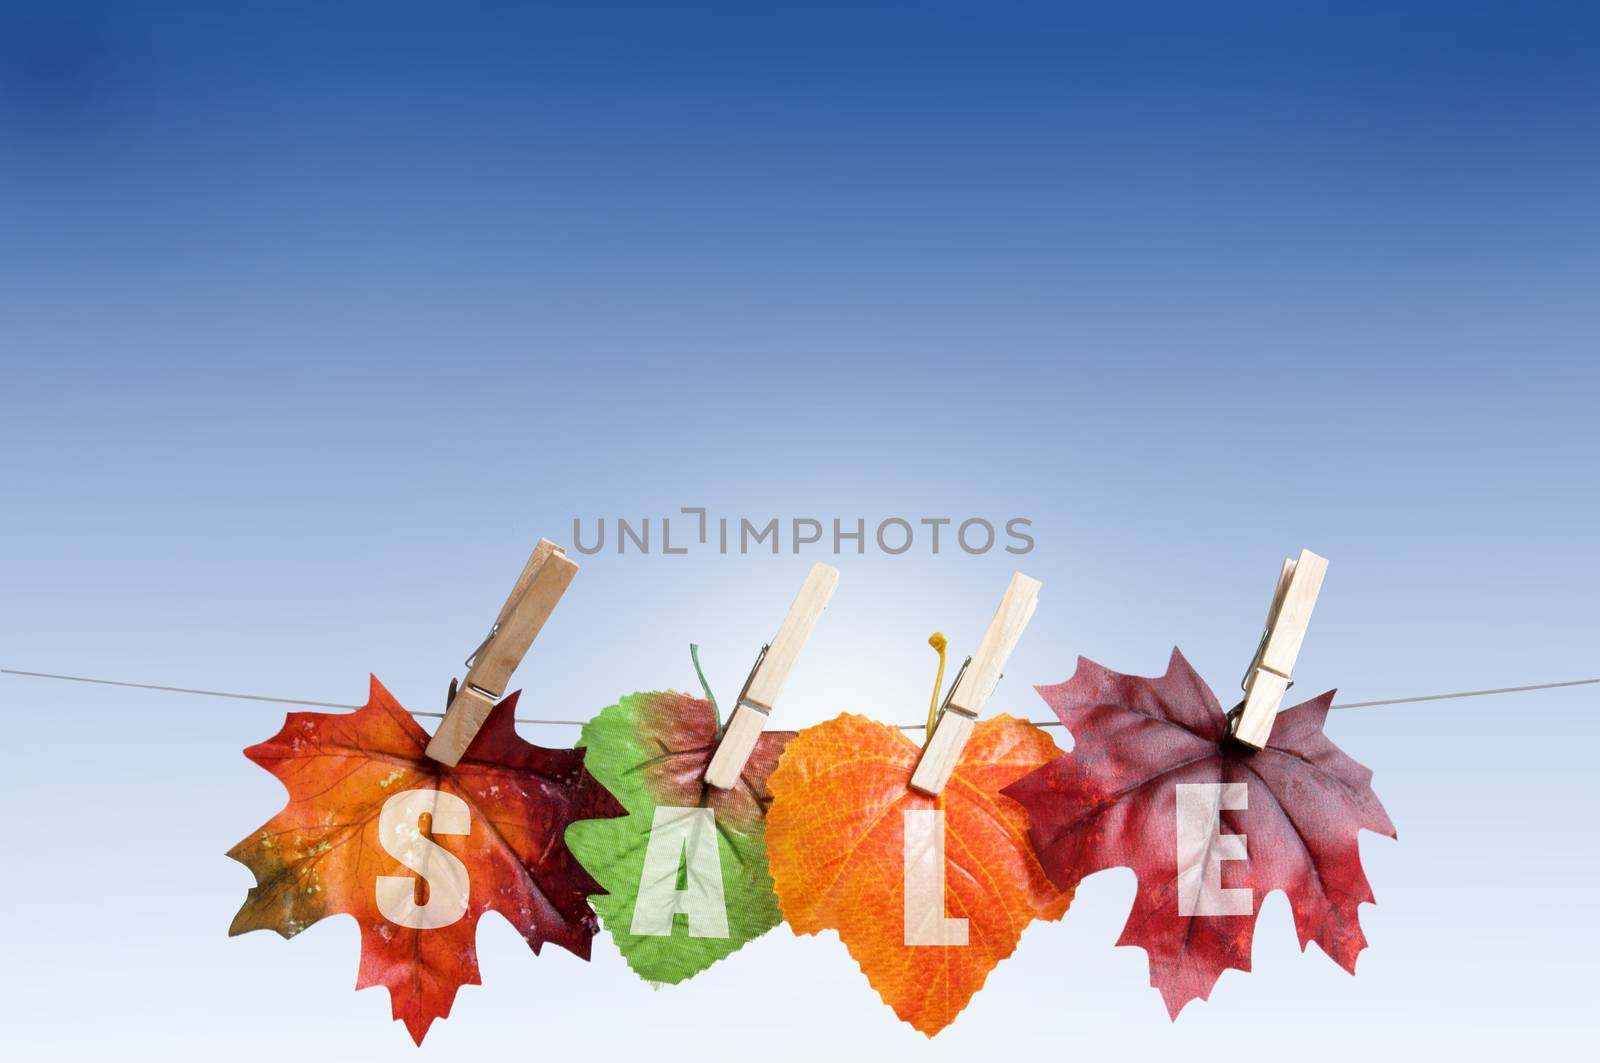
top-left (3, 667), bottom-right (1595, 729)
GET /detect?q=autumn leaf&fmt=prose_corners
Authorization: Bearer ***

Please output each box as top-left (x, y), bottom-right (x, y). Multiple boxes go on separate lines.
top-left (766, 713), bottom-right (1072, 1037)
top-left (565, 682), bottom-right (793, 983)
top-left (1002, 650), bottom-right (1395, 1017)
top-left (227, 675), bottom-right (624, 1043)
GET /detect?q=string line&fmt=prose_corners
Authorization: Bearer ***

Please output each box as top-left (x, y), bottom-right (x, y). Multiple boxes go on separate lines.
top-left (4, 667), bottom-right (1594, 729)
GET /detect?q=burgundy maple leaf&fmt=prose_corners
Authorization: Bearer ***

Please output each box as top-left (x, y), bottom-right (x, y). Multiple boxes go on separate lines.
top-left (1001, 649), bottom-right (1394, 1016)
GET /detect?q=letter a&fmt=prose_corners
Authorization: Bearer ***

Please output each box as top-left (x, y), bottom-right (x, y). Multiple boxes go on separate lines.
top-left (630, 806), bottom-right (730, 938)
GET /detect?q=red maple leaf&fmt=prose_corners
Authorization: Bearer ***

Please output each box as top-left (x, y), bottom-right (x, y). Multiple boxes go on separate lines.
top-left (1001, 649), bottom-right (1394, 1016)
top-left (228, 676), bottom-right (623, 1042)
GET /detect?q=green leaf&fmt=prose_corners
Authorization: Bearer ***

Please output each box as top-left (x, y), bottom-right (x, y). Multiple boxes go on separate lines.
top-left (566, 683), bottom-right (794, 983)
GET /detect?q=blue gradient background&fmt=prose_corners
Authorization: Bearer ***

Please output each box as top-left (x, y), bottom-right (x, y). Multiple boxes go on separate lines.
top-left (2, 2), bottom-right (1596, 1059)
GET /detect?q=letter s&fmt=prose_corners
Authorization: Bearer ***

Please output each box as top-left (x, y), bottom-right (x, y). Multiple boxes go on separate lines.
top-left (376, 789), bottom-right (472, 929)
top-left (1005, 517), bottom-right (1034, 555)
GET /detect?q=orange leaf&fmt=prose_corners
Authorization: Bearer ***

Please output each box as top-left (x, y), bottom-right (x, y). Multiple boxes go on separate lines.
top-left (227, 676), bottom-right (622, 1042)
top-left (766, 713), bottom-right (1073, 1036)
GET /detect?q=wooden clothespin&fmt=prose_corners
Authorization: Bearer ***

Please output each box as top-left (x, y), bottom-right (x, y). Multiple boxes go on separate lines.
top-left (704, 563), bottom-right (840, 790)
top-left (425, 538), bottom-right (579, 767)
top-left (1229, 548), bottom-right (1329, 750)
top-left (909, 572), bottom-right (1042, 797)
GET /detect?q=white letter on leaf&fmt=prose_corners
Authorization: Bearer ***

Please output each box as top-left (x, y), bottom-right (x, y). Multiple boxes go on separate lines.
top-left (1176, 782), bottom-right (1252, 917)
top-left (630, 806), bottom-right (729, 938)
top-left (376, 789), bottom-right (472, 929)
top-left (903, 809), bottom-right (968, 946)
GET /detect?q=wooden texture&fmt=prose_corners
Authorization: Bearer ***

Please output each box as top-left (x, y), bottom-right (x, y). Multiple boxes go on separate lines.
top-left (489, 538), bottom-right (563, 640)
top-left (702, 707), bottom-right (770, 791)
top-left (908, 711), bottom-right (976, 798)
top-left (910, 572), bottom-right (1042, 796)
top-left (425, 686), bottom-right (499, 769)
top-left (426, 540), bottom-right (579, 767)
top-left (1232, 549), bottom-right (1328, 749)
top-left (704, 563), bottom-right (839, 789)
top-left (460, 549), bottom-right (578, 699)
top-left (745, 563), bottom-right (841, 711)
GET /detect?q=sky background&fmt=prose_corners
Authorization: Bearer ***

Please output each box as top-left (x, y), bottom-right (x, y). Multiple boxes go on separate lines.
top-left (1, 2), bottom-right (1597, 1059)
